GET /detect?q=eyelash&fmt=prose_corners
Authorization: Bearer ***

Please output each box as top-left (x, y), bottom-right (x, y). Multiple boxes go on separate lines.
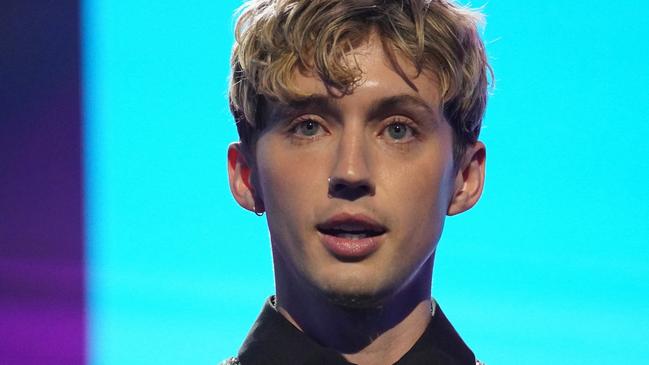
top-left (379, 118), bottom-right (420, 142)
top-left (287, 116), bottom-right (328, 143)
top-left (285, 116), bottom-right (421, 144)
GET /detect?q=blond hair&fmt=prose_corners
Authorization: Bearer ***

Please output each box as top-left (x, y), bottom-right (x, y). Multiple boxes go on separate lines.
top-left (229, 0), bottom-right (492, 162)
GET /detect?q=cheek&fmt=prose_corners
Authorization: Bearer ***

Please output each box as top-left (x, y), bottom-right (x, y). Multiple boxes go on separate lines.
top-left (379, 146), bottom-right (455, 247)
top-left (254, 139), bottom-right (328, 222)
top-left (388, 169), bottom-right (444, 229)
top-left (255, 139), bottom-right (333, 269)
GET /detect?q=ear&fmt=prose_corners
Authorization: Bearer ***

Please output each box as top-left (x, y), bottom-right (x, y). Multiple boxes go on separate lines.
top-left (447, 141), bottom-right (486, 216)
top-left (227, 142), bottom-right (263, 213)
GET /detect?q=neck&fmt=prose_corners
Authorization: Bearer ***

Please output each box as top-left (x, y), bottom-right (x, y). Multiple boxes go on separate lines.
top-left (274, 256), bottom-right (435, 365)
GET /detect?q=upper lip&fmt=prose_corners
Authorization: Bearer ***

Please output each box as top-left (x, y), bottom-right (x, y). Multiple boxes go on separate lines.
top-left (316, 212), bottom-right (388, 236)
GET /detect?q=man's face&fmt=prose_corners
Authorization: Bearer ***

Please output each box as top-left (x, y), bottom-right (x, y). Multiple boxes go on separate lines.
top-left (251, 34), bottom-right (459, 306)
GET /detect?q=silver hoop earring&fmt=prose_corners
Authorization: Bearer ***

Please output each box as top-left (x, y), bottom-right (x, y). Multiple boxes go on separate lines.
top-left (253, 203), bottom-right (264, 216)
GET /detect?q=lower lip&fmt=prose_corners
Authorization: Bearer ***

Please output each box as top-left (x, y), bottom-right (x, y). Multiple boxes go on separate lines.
top-left (319, 232), bottom-right (383, 259)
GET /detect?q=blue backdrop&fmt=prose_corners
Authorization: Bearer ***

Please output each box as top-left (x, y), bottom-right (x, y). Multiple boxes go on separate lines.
top-left (83, 1), bottom-right (649, 364)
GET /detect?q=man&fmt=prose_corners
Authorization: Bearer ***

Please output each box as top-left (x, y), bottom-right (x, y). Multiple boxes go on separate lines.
top-left (225, 0), bottom-right (491, 364)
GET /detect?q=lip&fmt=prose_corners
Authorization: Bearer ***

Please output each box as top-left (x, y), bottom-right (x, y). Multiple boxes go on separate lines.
top-left (316, 213), bottom-right (387, 260)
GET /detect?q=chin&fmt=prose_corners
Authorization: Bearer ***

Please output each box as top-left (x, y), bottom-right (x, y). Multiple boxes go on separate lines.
top-left (311, 270), bottom-right (396, 309)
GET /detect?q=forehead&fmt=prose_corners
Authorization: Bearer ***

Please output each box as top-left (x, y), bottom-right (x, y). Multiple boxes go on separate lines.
top-left (269, 32), bottom-right (442, 117)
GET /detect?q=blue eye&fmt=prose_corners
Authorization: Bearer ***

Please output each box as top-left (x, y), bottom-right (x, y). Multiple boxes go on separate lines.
top-left (294, 119), bottom-right (322, 137)
top-left (385, 122), bottom-right (411, 140)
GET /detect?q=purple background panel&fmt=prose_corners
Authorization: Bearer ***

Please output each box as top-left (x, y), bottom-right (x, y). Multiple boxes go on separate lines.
top-left (0, 1), bottom-right (85, 364)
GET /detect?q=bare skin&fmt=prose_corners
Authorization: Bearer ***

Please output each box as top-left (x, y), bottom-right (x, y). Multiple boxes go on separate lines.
top-left (228, 31), bottom-right (486, 365)
top-left (275, 252), bottom-right (435, 364)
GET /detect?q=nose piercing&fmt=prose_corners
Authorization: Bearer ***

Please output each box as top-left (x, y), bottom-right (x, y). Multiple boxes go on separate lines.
top-left (327, 178), bottom-right (332, 198)
top-left (327, 177), bottom-right (337, 198)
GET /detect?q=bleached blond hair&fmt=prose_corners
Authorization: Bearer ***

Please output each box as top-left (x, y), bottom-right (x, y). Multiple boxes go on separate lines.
top-left (229, 0), bottom-right (492, 162)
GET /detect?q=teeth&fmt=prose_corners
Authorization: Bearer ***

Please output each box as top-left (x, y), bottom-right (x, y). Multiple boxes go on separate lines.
top-left (335, 232), bottom-right (369, 239)
top-left (337, 223), bottom-right (373, 231)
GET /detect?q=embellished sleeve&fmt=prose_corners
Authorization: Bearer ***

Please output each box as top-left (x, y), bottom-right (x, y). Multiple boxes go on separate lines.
top-left (219, 357), bottom-right (240, 365)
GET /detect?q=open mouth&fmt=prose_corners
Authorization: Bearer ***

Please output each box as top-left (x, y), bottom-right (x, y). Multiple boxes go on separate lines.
top-left (316, 216), bottom-right (387, 240)
top-left (316, 213), bottom-right (387, 258)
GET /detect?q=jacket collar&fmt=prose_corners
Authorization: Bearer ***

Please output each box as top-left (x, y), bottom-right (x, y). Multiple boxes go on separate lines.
top-left (238, 296), bottom-right (475, 365)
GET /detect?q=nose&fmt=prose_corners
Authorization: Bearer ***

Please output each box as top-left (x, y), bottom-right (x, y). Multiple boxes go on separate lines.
top-left (328, 176), bottom-right (374, 200)
top-left (327, 130), bottom-right (375, 201)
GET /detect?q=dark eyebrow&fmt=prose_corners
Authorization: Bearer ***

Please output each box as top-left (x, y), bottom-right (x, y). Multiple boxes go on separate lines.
top-left (268, 93), bottom-right (438, 125)
top-left (271, 94), bottom-right (342, 122)
top-left (366, 94), bottom-right (438, 123)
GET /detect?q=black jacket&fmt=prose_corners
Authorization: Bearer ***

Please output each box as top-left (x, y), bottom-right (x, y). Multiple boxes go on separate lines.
top-left (222, 297), bottom-right (479, 365)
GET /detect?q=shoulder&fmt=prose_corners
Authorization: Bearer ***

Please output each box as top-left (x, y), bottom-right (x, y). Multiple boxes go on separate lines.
top-left (219, 357), bottom-right (240, 365)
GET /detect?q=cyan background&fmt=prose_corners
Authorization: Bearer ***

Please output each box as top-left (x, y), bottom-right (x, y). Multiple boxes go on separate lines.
top-left (83, 1), bottom-right (649, 364)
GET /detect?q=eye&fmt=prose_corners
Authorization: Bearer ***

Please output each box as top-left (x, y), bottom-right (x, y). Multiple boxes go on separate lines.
top-left (291, 118), bottom-right (325, 137)
top-left (382, 121), bottom-right (416, 141)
